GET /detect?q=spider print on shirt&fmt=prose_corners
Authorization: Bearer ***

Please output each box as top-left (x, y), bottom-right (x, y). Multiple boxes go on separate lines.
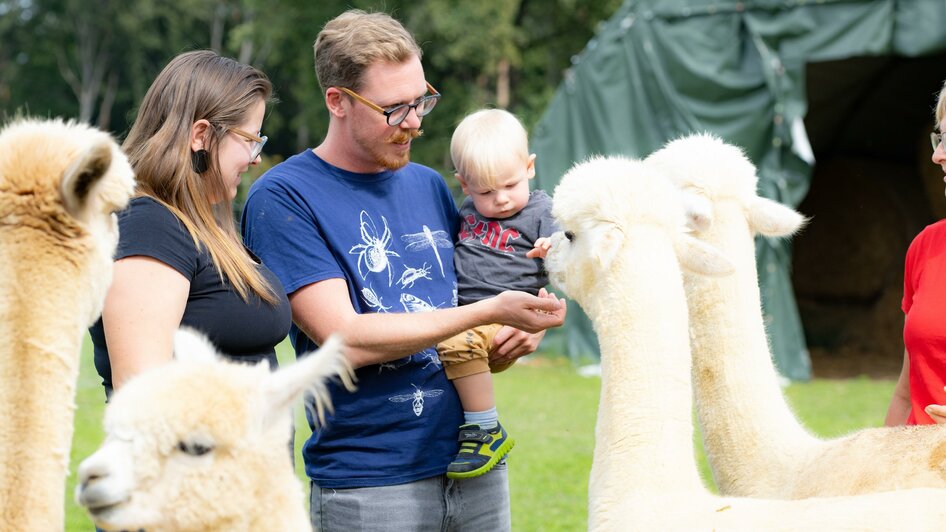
top-left (350, 211), bottom-right (400, 286)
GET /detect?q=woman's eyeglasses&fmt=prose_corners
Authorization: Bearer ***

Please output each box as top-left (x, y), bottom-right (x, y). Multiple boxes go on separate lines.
top-left (932, 131), bottom-right (945, 152)
top-left (228, 127), bottom-right (268, 161)
top-left (337, 82), bottom-right (441, 126)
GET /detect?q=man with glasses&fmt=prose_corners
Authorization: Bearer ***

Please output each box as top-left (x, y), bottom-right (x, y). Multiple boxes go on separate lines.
top-left (241, 9), bottom-right (565, 531)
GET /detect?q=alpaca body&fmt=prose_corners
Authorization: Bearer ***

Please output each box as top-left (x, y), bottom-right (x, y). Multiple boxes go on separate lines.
top-left (646, 133), bottom-right (946, 498)
top-left (0, 119), bottom-right (134, 529)
top-left (76, 330), bottom-right (354, 532)
top-left (546, 155), bottom-right (946, 530)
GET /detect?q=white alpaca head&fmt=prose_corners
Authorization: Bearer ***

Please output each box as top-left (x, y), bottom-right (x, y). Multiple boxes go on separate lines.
top-left (0, 118), bottom-right (135, 324)
top-left (544, 156), bottom-right (733, 307)
top-left (645, 133), bottom-right (805, 237)
top-left (75, 329), bottom-right (355, 532)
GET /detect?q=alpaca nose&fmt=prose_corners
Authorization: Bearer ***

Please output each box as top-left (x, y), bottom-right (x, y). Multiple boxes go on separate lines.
top-left (75, 440), bottom-right (134, 510)
top-left (76, 455), bottom-right (116, 509)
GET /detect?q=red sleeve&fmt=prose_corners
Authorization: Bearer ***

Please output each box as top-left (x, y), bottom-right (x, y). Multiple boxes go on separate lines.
top-left (903, 231), bottom-right (922, 314)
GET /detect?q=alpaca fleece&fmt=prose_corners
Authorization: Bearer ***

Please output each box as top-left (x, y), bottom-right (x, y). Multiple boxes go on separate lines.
top-left (545, 155), bottom-right (946, 530)
top-left (0, 118), bottom-right (134, 530)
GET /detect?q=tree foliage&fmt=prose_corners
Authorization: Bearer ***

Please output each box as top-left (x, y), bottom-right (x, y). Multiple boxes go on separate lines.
top-left (0, 0), bottom-right (623, 180)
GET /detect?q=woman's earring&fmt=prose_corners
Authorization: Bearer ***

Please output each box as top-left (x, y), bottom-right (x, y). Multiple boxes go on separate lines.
top-left (191, 149), bottom-right (209, 173)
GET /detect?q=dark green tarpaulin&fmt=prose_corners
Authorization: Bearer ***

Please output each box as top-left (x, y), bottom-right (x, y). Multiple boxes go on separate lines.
top-left (532, 0), bottom-right (946, 380)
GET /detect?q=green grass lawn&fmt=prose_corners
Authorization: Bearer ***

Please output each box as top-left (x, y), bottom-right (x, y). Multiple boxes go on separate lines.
top-left (66, 338), bottom-right (895, 531)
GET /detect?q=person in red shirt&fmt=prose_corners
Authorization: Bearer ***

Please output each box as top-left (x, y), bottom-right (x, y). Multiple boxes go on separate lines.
top-left (886, 79), bottom-right (946, 425)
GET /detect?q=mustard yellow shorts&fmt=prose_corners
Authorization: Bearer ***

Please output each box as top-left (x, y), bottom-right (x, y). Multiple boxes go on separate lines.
top-left (436, 323), bottom-right (516, 380)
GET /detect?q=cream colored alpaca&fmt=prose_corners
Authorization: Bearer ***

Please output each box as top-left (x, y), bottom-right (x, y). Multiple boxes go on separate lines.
top-left (645, 132), bottom-right (946, 499)
top-left (76, 328), bottom-right (354, 532)
top-left (545, 155), bottom-right (946, 530)
top-left (0, 119), bottom-right (134, 530)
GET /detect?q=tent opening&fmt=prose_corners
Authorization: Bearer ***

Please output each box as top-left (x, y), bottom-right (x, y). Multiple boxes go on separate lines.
top-left (792, 52), bottom-right (946, 378)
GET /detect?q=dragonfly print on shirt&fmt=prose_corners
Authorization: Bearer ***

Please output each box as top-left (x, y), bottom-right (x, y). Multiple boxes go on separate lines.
top-left (350, 211), bottom-right (400, 286)
top-left (401, 225), bottom-right (452, 277)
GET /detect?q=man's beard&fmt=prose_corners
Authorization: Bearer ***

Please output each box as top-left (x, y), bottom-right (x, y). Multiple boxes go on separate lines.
top-left (358, 128), bottom-right (423, 171)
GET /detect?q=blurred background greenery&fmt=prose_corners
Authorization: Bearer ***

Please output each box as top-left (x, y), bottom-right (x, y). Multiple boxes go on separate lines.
top-left (0, 0), bottom-right (623, 202)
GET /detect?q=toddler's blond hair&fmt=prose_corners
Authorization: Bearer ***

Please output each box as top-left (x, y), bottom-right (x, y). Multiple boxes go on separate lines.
top-left (451, 109), bottom-right (530, 189)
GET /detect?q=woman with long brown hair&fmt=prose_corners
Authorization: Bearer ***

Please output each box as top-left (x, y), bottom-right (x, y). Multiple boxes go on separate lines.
top-left (89, 50), bottom-right (290, 397)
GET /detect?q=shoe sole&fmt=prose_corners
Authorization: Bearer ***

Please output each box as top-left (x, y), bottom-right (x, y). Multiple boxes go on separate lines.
top-left (446, 438), bottom-right (516, 480)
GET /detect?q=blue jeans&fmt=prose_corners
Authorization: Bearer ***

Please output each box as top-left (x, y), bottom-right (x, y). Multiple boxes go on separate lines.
top-left (310, 463), bottom-right (510, 531)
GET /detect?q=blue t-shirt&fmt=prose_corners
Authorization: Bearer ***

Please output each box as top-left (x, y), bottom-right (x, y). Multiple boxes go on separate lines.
top-left (242, 150), bottom-right (463, 488)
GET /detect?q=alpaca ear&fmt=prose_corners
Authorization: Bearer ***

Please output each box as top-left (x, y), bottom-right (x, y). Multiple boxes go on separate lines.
top-left (173, 327), bottom-right (221, 363)
top-left (592, 224), bottom-right (624, 270)
top-left (260, 335), bottom-right (356, 428)
top-left (680, 190), bottom-right (713, 232)
top-left (676, 233), bottom-right (734, 277)
top-left (746, 197), bottom-right (807, 237)
top-left (61, 138), bottom-right (113, 221)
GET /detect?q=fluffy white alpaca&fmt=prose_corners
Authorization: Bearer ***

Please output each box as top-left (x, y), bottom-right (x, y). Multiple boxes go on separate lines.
top-left (545, 155), bottom-right (946, 530)
top-left (0, 118), bottom-right (134, 530)
top-left (645, 132), bottom-right (946, 498)
top-left (75, 328), bottom-right (354, 532)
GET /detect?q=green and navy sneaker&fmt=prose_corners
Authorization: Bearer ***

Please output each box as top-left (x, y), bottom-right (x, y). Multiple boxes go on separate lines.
top-left (446, 422), bottom-right (515, 479)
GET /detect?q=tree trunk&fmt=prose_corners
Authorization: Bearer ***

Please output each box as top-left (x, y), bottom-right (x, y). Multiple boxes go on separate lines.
top-left (96, 71), bottom-right (118, 131)
top-left (496, 58), bottom-right (510, 109)
top-left (210, 2), bottom-right (227, 53)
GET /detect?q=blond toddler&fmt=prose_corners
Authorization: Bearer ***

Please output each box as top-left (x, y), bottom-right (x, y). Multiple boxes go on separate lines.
top-left (439, 109), bottom-right (558, 479)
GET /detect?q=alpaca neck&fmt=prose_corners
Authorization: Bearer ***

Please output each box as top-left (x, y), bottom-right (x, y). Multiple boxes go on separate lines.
top-left (0, 240), bottom-right (88, 530)
top-left (584, 231), bottom-right (705, 521)
top-left (687, 201), bottom-right (816, 495)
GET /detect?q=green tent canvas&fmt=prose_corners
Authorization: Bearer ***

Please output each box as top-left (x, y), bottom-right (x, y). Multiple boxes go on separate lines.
top-left (532, 0), bottom-right (946, 380)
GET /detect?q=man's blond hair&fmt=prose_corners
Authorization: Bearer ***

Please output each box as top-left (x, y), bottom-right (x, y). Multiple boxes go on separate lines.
top-left (451, 109), bottom-right (530, 189)
top-left (314, 9), bottom-right (421, 93)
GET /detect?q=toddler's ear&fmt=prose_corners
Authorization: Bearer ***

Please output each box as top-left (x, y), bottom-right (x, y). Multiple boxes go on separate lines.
top-left (455, 173), bottom-right (471, 195)
top-left (527, 154), bottom-right (536, 178)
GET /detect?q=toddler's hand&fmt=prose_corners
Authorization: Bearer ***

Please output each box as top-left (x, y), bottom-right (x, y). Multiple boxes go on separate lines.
top-left (526, 237), bottom-right (552, 259)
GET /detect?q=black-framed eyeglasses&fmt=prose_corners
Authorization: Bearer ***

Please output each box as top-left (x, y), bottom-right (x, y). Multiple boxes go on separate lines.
top-left (337, 82), bottom-right (441, 126)
top-left (932, 131), bottom-right (945, 152)
top-left (228, 127), bottom-right (268, 161)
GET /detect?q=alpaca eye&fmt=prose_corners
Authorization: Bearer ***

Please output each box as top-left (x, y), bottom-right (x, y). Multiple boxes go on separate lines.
top-left (564, 231), bottom-right (575, 241)
top-left (177, 440), bottom-right (214, 456)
